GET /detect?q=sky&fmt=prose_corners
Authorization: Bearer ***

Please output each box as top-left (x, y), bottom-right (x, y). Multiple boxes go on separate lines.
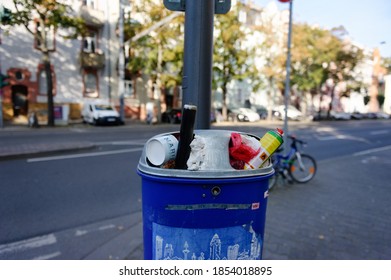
top-left (255, 0), bottom-right (391, 58)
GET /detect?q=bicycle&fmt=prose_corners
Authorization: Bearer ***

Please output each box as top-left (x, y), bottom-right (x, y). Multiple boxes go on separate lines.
top-left (268, 134), bottom-right (317, 190)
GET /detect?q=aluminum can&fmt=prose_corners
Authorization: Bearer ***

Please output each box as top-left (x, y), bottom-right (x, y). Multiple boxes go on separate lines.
top-left (245, 128), bottom-right (284, 169)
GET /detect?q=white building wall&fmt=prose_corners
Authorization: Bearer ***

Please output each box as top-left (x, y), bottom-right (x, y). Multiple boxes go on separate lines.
top-left (1, 0), bottom-right (121, 116)
top-left (384, 74), bottom-right (391, 114)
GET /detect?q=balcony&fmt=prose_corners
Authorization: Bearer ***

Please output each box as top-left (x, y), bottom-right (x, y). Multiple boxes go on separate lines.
top-left (79, 51), bottom-right (105, 69)
top-left (79, 5), bottom-right (105, 28)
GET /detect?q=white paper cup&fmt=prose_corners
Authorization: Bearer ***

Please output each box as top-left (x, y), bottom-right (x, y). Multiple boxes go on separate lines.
top-left (146, 135), bottom-right (179, 166)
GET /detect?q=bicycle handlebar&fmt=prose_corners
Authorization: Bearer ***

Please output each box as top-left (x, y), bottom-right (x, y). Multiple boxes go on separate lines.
top-left (274, 135), bottom-right (307, 154)
top-left (288, 135), bottom-right (307, 145)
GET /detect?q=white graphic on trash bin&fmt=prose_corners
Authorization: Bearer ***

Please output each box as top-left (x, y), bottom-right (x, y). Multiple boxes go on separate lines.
top-left (153, 223), bottom-right (262, 260)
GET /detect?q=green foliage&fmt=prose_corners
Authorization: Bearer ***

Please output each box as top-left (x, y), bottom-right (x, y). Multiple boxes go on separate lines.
top-left (6, 0), bottom-right (86, 41)
top-left (213, 2), bottom-right (259, 119)
top-left (124, 0), bottom-right (184, 87)
top-left (253, 11), bottom-right (285, 92)
top-left (4, 0), bottom-right (86, 126)
top-left (382, 57), bottom-right (391, 73)
top-left (290, 23), bottom-right (364, 97)
top-left (290, 24), bottom-right (336, 92)
top-left (213, 2), bottom-right (257, 91)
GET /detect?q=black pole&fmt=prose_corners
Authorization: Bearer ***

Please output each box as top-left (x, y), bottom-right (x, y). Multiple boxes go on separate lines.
top-left (44, 56), bottom-right (54, 127)
top-left (182, 0), bottom-right (214, 129)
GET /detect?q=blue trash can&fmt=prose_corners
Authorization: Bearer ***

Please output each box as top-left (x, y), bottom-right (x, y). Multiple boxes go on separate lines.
top-left (137, 130), bottom-right (273, 260)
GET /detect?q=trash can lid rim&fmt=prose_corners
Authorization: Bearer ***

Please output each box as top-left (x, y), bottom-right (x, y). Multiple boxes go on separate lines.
top-left (138, 129), bottom-right (274, 178)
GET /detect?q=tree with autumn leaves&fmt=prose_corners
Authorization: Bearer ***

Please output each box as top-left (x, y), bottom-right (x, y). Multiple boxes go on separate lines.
top-left (125, 1), bottom-right (260, 121)
top-left (126, 2), bottom-right (367, 120)
top-left (290, 23), bottom-right (364, 117)
top-left (124, 0), bottom-right (185, 98)
top-left (3, 0), bottom-right (377, 124)
top-left (213, 1), bottom-right (260, 121)
top-left (3, 0), bottom-right (86, 126)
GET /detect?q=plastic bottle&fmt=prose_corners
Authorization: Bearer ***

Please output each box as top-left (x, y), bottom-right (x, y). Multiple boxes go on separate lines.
top-left (244, 128), bottom-right (284, 169)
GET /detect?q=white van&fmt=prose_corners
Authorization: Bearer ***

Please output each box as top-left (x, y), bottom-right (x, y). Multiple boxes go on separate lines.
top-left (82, 101), bottom-right (122, 125)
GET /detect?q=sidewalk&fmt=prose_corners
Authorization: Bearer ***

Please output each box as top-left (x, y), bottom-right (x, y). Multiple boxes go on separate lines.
top-left (1, 123), bottom-right (390, 260)
top-left (91, 147), bottom-right (391, 260)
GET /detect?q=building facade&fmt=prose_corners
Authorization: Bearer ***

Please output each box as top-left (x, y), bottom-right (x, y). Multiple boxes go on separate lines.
top-left (1, 0), bottom-right (386, 125)
top-left (1, 0), bottom-right (123, 124)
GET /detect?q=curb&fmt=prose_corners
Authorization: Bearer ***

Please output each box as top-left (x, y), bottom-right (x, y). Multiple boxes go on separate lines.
top-left (0, 142), bottom-right (96, 161)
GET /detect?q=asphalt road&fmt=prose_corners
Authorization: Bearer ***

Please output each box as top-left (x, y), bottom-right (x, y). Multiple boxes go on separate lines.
top-left (0, 119), bottom-right (390, 259)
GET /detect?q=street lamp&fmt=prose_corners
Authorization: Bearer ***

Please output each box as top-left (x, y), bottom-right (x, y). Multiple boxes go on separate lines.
top-left (278, 0), bottom-right (293, 155)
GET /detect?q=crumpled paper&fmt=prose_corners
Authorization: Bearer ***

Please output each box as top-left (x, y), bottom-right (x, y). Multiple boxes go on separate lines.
top-left (186, 135), bottom-right (206, 170)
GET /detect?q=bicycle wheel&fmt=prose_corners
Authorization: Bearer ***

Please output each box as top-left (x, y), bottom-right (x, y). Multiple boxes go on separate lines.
top-left (268, 173), bottom-right (277, 190)
top-left (288, 154), bottom-right (317, 183)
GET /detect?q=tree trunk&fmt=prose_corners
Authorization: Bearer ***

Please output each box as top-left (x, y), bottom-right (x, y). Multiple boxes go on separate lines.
top-left (317, 85), bottom-right (323, 120)
top-left (43, 53), bottom-right (54, 127)
top-left (222, 85), bottom-right (228, 121)
top-left (318, 97), bottom-right (322, 119)
top-left (326, 85), bottom-right (335, 119)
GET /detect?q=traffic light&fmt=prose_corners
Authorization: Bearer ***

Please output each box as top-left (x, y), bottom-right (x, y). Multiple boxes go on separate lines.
top-left (0, 5), bottom-right (12, 24)
top-left (0, 73), bottom-right (10, 88)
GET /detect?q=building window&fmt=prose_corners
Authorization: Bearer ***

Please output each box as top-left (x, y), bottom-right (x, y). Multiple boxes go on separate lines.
top-left (82, 0), bottom-right (95, 8)
top-left (83, 31), bottom-right (98, 53)
top-left (15, 71), bottom-right (24, 81)
top-left (35, 21), bottom-right (55, 51)
top-left (83, 70), bottom-right (99, 98)
top-left (38, 70), bottom-right (48, 95)
top-left (37, 64), bottom-right (56, 96)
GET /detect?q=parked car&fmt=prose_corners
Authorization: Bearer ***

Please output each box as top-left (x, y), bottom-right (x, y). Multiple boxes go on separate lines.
top-left (363, 112), bottom-right (378, 119)
top-left (273, 105), bottom-right (303, 121)
top-left (330, 111), bottom-right (351, 120)
top-left (228, 108), bottom-right (260, 122)
top-left (82, 101), bottom-right (122, 125)
top-left (161, 108), bottom-right (182, 124)
top-left (252, 105), bottom-right (268, 119)
top-left (351, 112), bottom-right (364, 120)
top-left (375, 112), bottom-right (391, 119)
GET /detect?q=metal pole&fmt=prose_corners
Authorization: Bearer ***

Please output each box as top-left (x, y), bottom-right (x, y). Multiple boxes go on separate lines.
top-left (283, 0), bottom-right (293, 155)
top-left (182, 0), bottom-right (215, 129)
top-left (118, 0), bottom-right (125, 123)
top-left (0, 28), bottom-right (3, 128)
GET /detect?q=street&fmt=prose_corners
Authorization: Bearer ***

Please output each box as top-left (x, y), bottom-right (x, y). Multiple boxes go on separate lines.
top-left (0, 119), bottom-right (390, 259)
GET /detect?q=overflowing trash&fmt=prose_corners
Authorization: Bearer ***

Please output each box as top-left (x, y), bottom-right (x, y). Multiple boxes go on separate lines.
top-left (145, 129), bottom-right (283, 172)
top-left (144, 104), bottom-right (284, 171)
top-left (139, 129), bottom-right (275, 261)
